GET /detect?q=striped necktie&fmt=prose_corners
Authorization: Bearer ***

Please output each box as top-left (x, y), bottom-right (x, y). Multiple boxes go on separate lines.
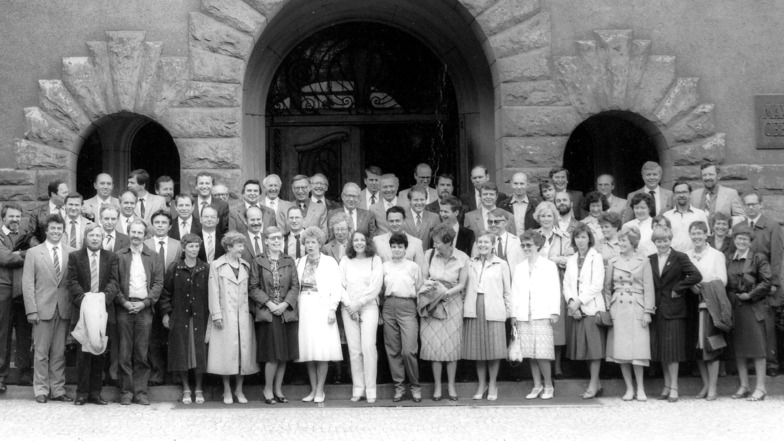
top-left (52, 246), bottom-right (61, 279)
top-left (90, 252), bottom-right (100, 292)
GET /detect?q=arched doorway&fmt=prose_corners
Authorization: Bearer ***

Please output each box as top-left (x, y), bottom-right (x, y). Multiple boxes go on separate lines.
top-left (265, 23), bottom-right (459, 200)
top-left (77, 113), bottom-right (180, 197)
top-left (563, 111), bottom-right (667, 198)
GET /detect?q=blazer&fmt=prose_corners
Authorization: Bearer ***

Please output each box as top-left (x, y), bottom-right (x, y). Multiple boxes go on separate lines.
top-left (649, 250), bottom-right (702, 319)
top-left (373, 232), bottom-right (426, 274)
top-left (454, 226), bottom-right (475, 256)
top-left (328, 207), bottom-right (377, 239)
top-left (197, 229), bottom-right (225, 264)
top-left (0, 229), bottom-right (26, 297)
top-left (358, 188), bottom-right (380, 211)
top-left (295, 253), bottom-right (341, 311)
top-left (726, 252), bottom-right (772, 322)
top-left (66, 248), bottom-right (120, 325)
top-left (690, 185), bottom-right (745, 225)
top-left (562, 248), bottom-right (606, 315)
top-left (241, 231), bottom-right (266, 264)
top-left (403, 209), bottom-right (440, 248)
top-left (322, 239), bottom-right (347, 263)
top-left (227, 203), bottom-right (277, 235)
top-left (425, 199), bottom-right (467, 224)
top-left (249, 253), bottom-right (300, 323)
top-left (83, 195), bottom-right (120, 222)
top-left (26, 201), bottom-right (60, 244)
top-left (293, 199), bottom-right (328, 235)
top-left (106, 231), bottom-right (130, 253)
top-left (459, 190), bottom-right (507, 212)
top-left (135, 193), bottom-right (167, 225)
top-left (398, 186), bottom-right (439, 205)
top-left (463, 208), bottom-right (516, 236)
top-left (510, 256), bottom-right (561, 321)
top-left (115, 245), bottom-right (164, 308)
top-left (22, 242), bottom-right (73, 320)
top-left (498, 196), bottom-right (540, 231)
top-left (623, 187), bottom-right (674, 223)
top-left (737, 215), bottom-right (783, 298)
top-left (144, 237), bottom-right (182, 276)
top-left (605, 194), bottom-right (627, 216)
top-left (261, 199), bottom-right (293, 232)
top-left (169, 216), bottom-right (202, 241)
top-left (193, 197), bottom-right (230, 233)
top-left (464, 255), bottom-right (511, 322)
top-left (471, 232), bottom-right (524, 273)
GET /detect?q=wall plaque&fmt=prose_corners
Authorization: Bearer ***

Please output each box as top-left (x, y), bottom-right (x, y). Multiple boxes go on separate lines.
top-left (756, 95), bottom-right (784, 149)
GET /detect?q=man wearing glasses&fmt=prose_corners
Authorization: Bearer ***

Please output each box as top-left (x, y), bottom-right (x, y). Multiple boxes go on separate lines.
top-left (309, 173), bottom-right (341, 211)
top-left (463, 183), bottom-right (514, 236)
top-left (663, 181), bottom-right (709, 252)
top-left (328, 182), bottom-right (376, 239)
top-left (475, 209), bottom-right (524, 271)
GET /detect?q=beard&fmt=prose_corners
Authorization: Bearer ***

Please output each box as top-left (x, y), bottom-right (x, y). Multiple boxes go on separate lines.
top-left (557, 205), bottom-right (571, 216)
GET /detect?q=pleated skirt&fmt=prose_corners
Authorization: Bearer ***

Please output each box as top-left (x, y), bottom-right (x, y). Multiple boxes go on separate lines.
top-left (567, 315), bottom-right (606, 361)
top-left (650, 317), bottom-right (692, 363)
top-left (256, 316), bottom-right (299, 363)
top-left (462, 294), bottom-right (506, 360)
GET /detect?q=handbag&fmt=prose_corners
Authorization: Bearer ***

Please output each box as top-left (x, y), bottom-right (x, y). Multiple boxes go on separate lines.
top-left (507, 325), bottom-right (523, 363)
top-left (595, 310), bottom-right (613, 328)
top-left (706, 334), bottom-right (727, 352)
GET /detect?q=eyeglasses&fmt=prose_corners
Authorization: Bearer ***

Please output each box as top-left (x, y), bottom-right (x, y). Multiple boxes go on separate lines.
top-left (487, 219), bottom-right (505, 225)
top-left (745, 202), bottom-right (760, 207)
top-left (521, 243), bottom-right (536, 249)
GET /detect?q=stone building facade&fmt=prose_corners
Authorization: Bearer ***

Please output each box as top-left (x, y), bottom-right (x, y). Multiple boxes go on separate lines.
top-left (1, 0), bottom-right (783, 219)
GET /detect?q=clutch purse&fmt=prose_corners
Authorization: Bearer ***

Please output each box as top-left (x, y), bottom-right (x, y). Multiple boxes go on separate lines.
top-left (706, 334), bottom-right (727, 352)
top-left (507, 325), bottom-right (523, 363)
top-left (595, 310), bottom-right (613, 328)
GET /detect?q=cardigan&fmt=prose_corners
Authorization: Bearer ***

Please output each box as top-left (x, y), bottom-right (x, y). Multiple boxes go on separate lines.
top-left (562, 248), bottom-right (606, 315)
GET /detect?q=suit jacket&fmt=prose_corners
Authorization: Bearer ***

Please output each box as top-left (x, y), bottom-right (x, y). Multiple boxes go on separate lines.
top-left (63, 216), bottom-right (94, 250)
top-left (726, 252), bottom-right (772, 321)
top-left (566, 189), bottom-right (584, 221)
top-left (322, 240), bottom-right (347, 263)
top-left (328, 208), bottom-right (377, 239)
top-left (425, 199), bottom-right (467, 224)
top-left (83, 195), bottom-right (120, 222)
top-left (144, 237), bottom-right (182, 277)
top-left (169, 216), bottom-right (202, 241)
top-left (115, 245), bottom-right (164, 308)
top-left (368, 200), bottom-right (406, 235)
top-left (227, 203), bottom-right (277, 235)
top-left (240, 231), bottom-right (266, 264)
top-left (373, 232), bottom-right (426, 274)
top-left (135, 193), bottom-right (167, 225)
top-left (261, 199), bottom-right (293, 232)
top-left (197, 228), bottom-right (225, 264)
top-left (193, 197), bottom-right (230, 234)
top-left (498, 196), bottom-right (540, 232)
top-left (623, 187), bottom-right (674, 223)
top-left (66, 248), bottom-right (120, 325)
top-left (649, 250), bottom-right (702, 319)
top-left (737, 215), bottom-right (784, 297)
top-left (27, 202), bottom-right (63, 244)
top-left (292, 199), bottom-right (328, 235)
top-left (463, 208), bottom-right (515, 236)
top-left (454, 226), bottom-right (475, 256)
top-left (459, 190), bottom-right (507, 212)
top-left (690, 185), bottom-right (745, 225)
top-left (403, 209), bottom-right (440, 248)
top-left (0, 229), bottom-right (26, 297)
top-left (106, 231), bottom-right (130, 253)
top-left (358, 188), bottom-right (381, 211)
top-left (22, 242), bottom-right (73, 320)
top-left (398, 187), bottom-right (439, 205)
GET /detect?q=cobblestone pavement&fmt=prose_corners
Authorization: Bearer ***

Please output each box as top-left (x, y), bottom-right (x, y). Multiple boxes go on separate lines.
top-left (1, 395), bottom-right (782, 441)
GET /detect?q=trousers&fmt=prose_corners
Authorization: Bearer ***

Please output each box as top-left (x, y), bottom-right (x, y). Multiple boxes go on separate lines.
top-left (382, 297), bottom-right (420, 394)
top-left (342, 303), bottom-right (379, 398)
top-left (116, 308), bottom-right (152, 399)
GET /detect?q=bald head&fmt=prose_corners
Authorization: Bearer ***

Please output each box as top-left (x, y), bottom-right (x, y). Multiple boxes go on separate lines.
top-left (94, 173), bottom-right (114, 199)
top-left (510, 172), bottom-right (528, 197)
top-left (414, 163), bottom-right (433, 187)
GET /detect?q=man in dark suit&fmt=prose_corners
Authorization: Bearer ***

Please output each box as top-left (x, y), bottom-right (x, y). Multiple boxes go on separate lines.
top-left (283, 206), bottom-right (306, 259)
top-left (115, 220), bottom-right (164, 405)
top-left (459, 165), bottom-right (507, 212)
top-left (359, 165), bottom-right (382, 210)
top-left (128, 169), bottom-right (167, 226)
top-left (309, 173), bottom-right (342, 211)
top-left (328, 182), bottom-right (377, 239)
top-left (66, 224), bottom-right (120, 405)
top-left (737, 191), bottom-right (784, 376)
top-left (198, 206), bottom-right (224, 265)
top-left (240, 206), bottom-right (268, 264)
top-left (26, 179), bottom-right (69, 244)
top-left (623, 161), bottom-right (674, 223)
top-left (0, 203), bottom-right (31, 392)
top-left (499, 172), bottom-right (540, 233)
top-left (169, 194), bottom-right (202, 241)
top-left (439, 196), bottom-right (474, 255)
top-left (463, 183), bottom-right (515, 236)
top-left (193, 172), bottom-right (229, 233)
top-left (549, 167), bottom-right (584, 221)
top-left (228, 179), bottom-right (277, 235)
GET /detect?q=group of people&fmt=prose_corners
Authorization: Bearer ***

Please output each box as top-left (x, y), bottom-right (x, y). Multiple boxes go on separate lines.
top-left (0, 159), bottom-right (780, 406)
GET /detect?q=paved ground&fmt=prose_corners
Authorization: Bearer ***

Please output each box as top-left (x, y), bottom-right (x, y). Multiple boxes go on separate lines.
top-left (1, 394), bottom-right (782, 440)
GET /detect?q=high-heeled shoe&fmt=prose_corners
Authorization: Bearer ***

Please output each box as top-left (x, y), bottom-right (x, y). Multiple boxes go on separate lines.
top-left (223, 392), bottom-right (233, 405)
top-left (432, 394), bottom-right (442, 402)
top-left (181, 389), bottom-right (192, 404)
top-left (472, 385), bottom-right (488, 400)
top-left (235, 391), bottom-right (248, 404)
top-left (748, 389), bottom-right (766, 402)
top-left (263, 391), bottom-right (276, 405)
top-left (582, 388), bottom-right (603, 399)
top-left (314, 393), bottom-right (325, 403)
top-left (274, 394), bottom-right (288, 404)
top-left (541, 386), bottom-right (554, 400)
top-left (667, 387), bottom-right (678, 403)
top-left (732, 386), bottom-right (750, 399)
top-left (487, 385), bottom-right (498, 401)
top-left (657, 386), bottom-right (671, 400)
top-left (526, 386), bottom-right (543, 400)
top-left (194, 390), bottom-right (205, 404)
top-left (302, 392), bottom-right (316, 402)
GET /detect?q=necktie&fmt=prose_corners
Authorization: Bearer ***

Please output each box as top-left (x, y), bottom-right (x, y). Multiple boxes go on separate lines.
top-left (139, 198), bottom-right (146, 219)
top-left (497, 237), bottom-right (505, 259)
top-left (158, 240), bottom-right (165, 265)
top-left (90, 252), bottom-right (100, 293)
top-left (104, 234), bottom-right (113, 251)
top-left (648, 190), bottom-right (656, 214)
top-left (704, 191), bottom-right (713, 213)
top-left (317, 199), bottom-right (323, 204)
top-left (182, 221), bottom-right (188, 235)
top-left (253, 236), bottom-right (261, 256)
top-left (295, 234), bottom-right (301, 258)
top-left (206, 234), bottom-right (215, 263)
top-left (750, 220), bottom-right (755, 229)
top-left (370, 194), bottom-right (376, 205)
top-left (416, 213), bottom-right (422, 229)
top-left (269, 200), bottom-right (276, 212)
top-left (52, 246), bottom-right (61, 279)
top-left (8, 230), bottom-right (18, 245)
top-left (70, 221), bottom-right (77, 248)
top-left (347, 210), bottom-right (355, 231)
top-left (200, 201), bottom-right (208, 217)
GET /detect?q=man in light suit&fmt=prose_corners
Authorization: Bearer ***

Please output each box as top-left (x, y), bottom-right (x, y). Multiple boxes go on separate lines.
top-left (690, 162), bottom-right (745, 225)
top-left (261, 174), bottom-right (293, 228)
top-left (193, 172), bottom-right (229, 234)
top-left (309, 173), bottom-right (342, 211)
top-left (403, 185), bottom-right (440, 250)
top-left (229, 179), bottom-right (278, 235)
top-left (498, 172), bottom-right (540, 233)
top-left (240, 206), bottom-right (268, 264)
top-left (370, 174), bottom-right (407, 234)
top-left (115, 220), bottom-right (163, 405)
top-left (550, 167), bottom-right (584, 220)
top-left (66, 224), bottom-right (119, 405)
top-left (623, 161), bottom-right (673, 223)
top-left (596, 174), bottom-right (627, 216)
top-left (464, 182), bottom-right (515, 236)
top-left (459, 165), bottom-right (506, 212)
top-left (373, 206), bottom-right (425, 273)
top-left (169, 194), bottom-right (202, 241)
top-left (358, 165), bottom-right (382, 210)
top-left (26, 179), bottom-right (68, 244)
top-left (62, 193), bottom-right (94, 251)
top-left (22, 214), bottom-right (73, 403)
top-left (398, 163), bottom-right (439, 205)
top-left (128, 169), bottom-right (167, 226)
top-left (116, 191), bottom-right (140, 236)
top-left (82, 173), bottom-right (119, 222)
top-left (290, 174), bottom-right (328, 235)
top-left (439, 196), bottom-right (474, 255)
top-left (472, 208), bottom-right (524, 272)
top-left (198, 206), bottom-right (224, 265)
top-left (328, 182), bottom-right (377, 240)
top-left (0, 203), bottom-right (31, 392)
top-left (154, 176), bottom-right (175, 210)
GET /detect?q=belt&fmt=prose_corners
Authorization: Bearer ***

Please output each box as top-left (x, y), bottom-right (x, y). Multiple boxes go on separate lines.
top-left (128, 297), bottom-right (147, 302)
top-left (300, 288), bottom-right (319, 295)
top-left (387, 295), bottom-right (416, 300)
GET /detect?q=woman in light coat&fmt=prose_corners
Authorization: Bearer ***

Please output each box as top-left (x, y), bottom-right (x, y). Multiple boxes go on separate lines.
top-left (511, 229), bottom-right (561, 400)
top-left (207, 231), bottom-right (260, 405)
top-left (563, 224), bottom-right (606, 399)
top-left (296, 226), bottom-right (343, 403)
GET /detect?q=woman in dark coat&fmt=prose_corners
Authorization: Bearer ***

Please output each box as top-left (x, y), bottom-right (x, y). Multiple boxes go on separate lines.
top-left (160, 233), bottom-right (210, 404)
top-left (249, 226), bottom-right (300, 404)
top-left (648, 226), bottom-right (702, 403)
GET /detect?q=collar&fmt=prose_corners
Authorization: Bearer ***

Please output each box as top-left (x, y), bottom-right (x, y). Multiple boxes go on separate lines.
top-left (264, 196), bottom-right (278, 205)
top-left (131, 244), bottom-right (144, 254)
top-left (96, 195), bottom-right (112, 204)
top-left (674, 204), bottom-right (695, 214)
top-left (344, 207), bottom-right (356, 215)
top-left (410, 208), bottom-right (424, 218)
top-left (657, 249), bottom-right (671, 260)
top-left (154, 236), bottom-right (168, 244)
top-left (67, 216), bottom-right (81, 224)
top-left (49, 201), bottom-right (61, 212)
top-left (704, 185), bottom-right (717, 195)
top-left (122, 215), bottom-right (134, 222)
top-left (245, 201), bottom-right (260, 210)
top-left (179, 215), bottom-right (193, 225)
top-left (511, 195), bottom-right (529, 204)
top-left (45, 240), bottom-right (60, 252)
top-left (1, 225), bottom-right (12, 235)
top-left (311, 196), bottom-right (324, 204)
top-left (748, 214), bottom-right (762, 225)
top-left (249, 231), bottom-right (262, 240)
top-left (202, 229), bottom-right (216, 236)
top-left (733, 249), bottom-right (750, 260)
top-left (559, 214), bottom-right (573, 224)
top-left (384, 197), bottom-right (397, 206)
top-left (103, 229), bottom-right (114, 237)
top-left (644, 186), bottom-right (660, 194)
top-left (198, 196), bottom-right (212, 206)
top-left (496, 231), bottom-right (508, 241)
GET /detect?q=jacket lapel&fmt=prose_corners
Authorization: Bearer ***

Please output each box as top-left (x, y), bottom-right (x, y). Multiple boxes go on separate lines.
top-left (650, 254), bottom-right (661, 279)
top-left (660, 252), bottom-right (676, 277)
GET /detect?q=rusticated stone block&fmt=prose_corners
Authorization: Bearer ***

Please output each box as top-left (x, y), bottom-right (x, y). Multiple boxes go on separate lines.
top-left (107, 31), bottom-right (146, 112)
top-left (498, 47), bottom-right (550, 83)
top-left (177, 138), bottom-right (242, 169)
top-left (24, 107), bottom-right (81, 153)
top-left (489, 12), bottom-right (550, 59)
top-left (501, 106), bottom-right (580, 137)
top-left (554, 55), bottom-right (600, 116)
top-left (141, 57), bottom-right (189, 118)
top-left (0, 186), bottom-right (37, 202)
top-left (575, 40), bottom-right (607, 111)
top-left (38, 80), bottom-right (91, 133)
top-left (502, 136), bottom-right (568, 167)
top-left (86, 41), bottom-right (119, 114)
top-left (62, 57), bottom-right (108, 120)
top-left (190, 48), bottom-right (244, 84)
top-left (203, 0), bottom-right (266, 35)
top-left (595, 30), bottom-right (632, 109)
top-left (477, 0), bottom-right (540, 36)
top-left (134, 41), bottom-right (164, 115)
top-left (177, 82), bottom-right (242, 108)
top-left (655, 77), bottom-right (700, 125)
top-left (758, 195), bottom-right (784, 223)
top-left (181, 168), bottom-right (242, 198)
top-left (14, 139), bottom-right (77, 171)
top-left (668, 103), bottom-right (716, 143)
top-left (630, 55), bottom-right (675, 118)
top-left (0, 169), bottom-right (36, 185)
top-left (498, 80), bottom-right (567, 106)
top-left (190, 12), bottom-right (254, 59)
top-left (243, 0), bottom-right (287, 17)
top-left (671, 133), bottom-right (725, 166)
top-left (160, 108), bottom-right (241, 138)
top-left (460, 0), bottom-right (498, 17)
top-left (626, 39), bottom-right (651, 99)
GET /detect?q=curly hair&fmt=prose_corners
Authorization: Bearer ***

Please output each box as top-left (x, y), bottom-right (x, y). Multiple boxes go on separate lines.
top-left (581, 191), bottom-right (609, 213)
top-left (346, 231), bottom-right (377, 259)
top-left (300, 226), bottom-right (326, 247)
top-left (630, 192), bottom-right (655, 218)
top-left (598, 211), bottom-right (622, 230)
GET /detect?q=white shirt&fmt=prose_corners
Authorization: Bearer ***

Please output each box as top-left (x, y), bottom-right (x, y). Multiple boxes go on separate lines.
top-left (248, 231), bottom-right (263, 256)
top-left (450, 223), bottom-right (460, 248)
top-left (383, 197), bottom-right (399, 210)
top-left (657, 250), bottom-right (671, 274)
top-left (480, 206), bottom-right (494, 230)
top-left (2, 225), bottom-right (11, 236)
top-left (747, 214), bottom-right (762, 228)
top-left (129, 246), bottom-right (148, 299)
top-left (49, 201), bottom-right (65, 219)
top-left (365, 191), bottom-right (379, 208)
top-left (343, 208), bottom-right (358, 229)
top-left (410, 208), bottom-right (424, 226)
top-left (264, 197), bottom-right (278, 213)
top-left (733, 249), bottom-right (750, 261)
top-left (244, 201), bottom-right (261, 211)
top-left (686, 246), bottom-right (727, 284)
top-left (558, 214), bottom-right (573, 232)
top-left (197, 197), bottom-right (212, 215)
top-left (311, 196), bottom-right (326, 205)
top-left (153, 236), bottom-right (169, 264)
top-left (510, 196), bottom-right (530, 235)
top-left (103, 229), bottom-right (115, 251)
top-left (118, 215), bottom-right (134, 234)
top-left (623, 217), bottom-right (655, 256)
top-left (178, 215), bottom-right (193, 238)
top-left (663, 205), bottom-right (709, 252)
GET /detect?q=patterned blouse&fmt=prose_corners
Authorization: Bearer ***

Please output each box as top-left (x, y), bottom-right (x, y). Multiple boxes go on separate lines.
top-left (269, 258), bottom-right (282, 303)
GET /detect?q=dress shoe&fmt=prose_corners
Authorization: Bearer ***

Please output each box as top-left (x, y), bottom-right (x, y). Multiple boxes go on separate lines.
top-left (120, 395), bottom-right (132, 405)
top-left (448, 395), bottom-right (458, 402)
top-left (526, 386), bottom-right (543, 400)
top-left (412, 392), bottom-right (422, 403)
top-left (74, 397), bottom-right (87, 406)
top-left (134, 396), bottom-right (150, 406)
top-left (50, 394), bottom-right (73, 402)
top-left (0, 381), bottom-right (6, 393)
top-left (35, 395), bottom-right (47, 403)
top-left (314, 393), bottom-right (325, 403)
top-left (274, 394), bottom-right (289, 404)
top-left (766, 368), bottom-right (779, 377)
top-left (541, 387), bottom-right (554, 400)
top-left (432, 394), bottom-right (442, 402)
top-left (87, 396), bottom-right (108, 405)
top-left (473, 386), bottom-right (488, 400)
top-left (235, 391), bottom-right (248, 404)
top-left (392, 393), bottom-right (404, 402)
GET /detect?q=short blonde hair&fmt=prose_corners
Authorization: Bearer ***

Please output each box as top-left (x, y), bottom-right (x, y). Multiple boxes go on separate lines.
top-left (301, 226), bottom-right (326, 246)
top-left (533, 201), bottom-right (558, 222)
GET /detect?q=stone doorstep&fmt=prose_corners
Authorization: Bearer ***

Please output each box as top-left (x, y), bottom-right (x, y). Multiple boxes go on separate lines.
top-left (2, 377), bottom-right (782, 402)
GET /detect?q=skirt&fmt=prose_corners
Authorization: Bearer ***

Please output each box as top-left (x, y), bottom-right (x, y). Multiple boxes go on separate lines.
top-left (517, 319), bottom-right (555, 360)
top-left (256, 315), bottom-right (299, 363)
top-left (732, 303), bottom-right (767, 359)
top-left (462, 294), bottom-right (507, 360)
top-left (297, 293), bottom-right (343, 362)
top-left (696, 308), bottom-right (724, 361)
top-left (421, 295), bottom-right (464, 362)
top-left (567, 315), bottom-right (606, 361)
top-left (650, 317), bottom-right (692, 363)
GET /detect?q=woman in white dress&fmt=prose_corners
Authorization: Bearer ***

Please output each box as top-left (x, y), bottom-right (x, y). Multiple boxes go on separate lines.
top-left (296, 226), bottom-right (343, 403)
top-left (622, 193), bottom-right (656, 256)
